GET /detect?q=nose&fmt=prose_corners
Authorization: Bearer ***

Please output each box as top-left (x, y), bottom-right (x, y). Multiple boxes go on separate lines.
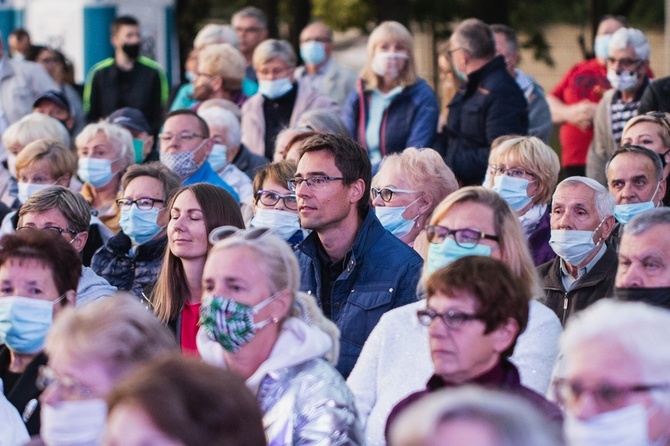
top-left (274, 198), bottom-right (287, 211)
top-left (553, 212), bottom-right (572, 230)
top-left (619, 183), bottom-right (637, 203)
top-left (569, 390), bottom-right (604, 421)
top-left (371, 194), bottom-right (385, 208)
top-left (39, 383), bottom-right (62, 406)
top-left (617, 264), bottom-right (643, 288)
top-left (294, 181), bottom-right (311, 199)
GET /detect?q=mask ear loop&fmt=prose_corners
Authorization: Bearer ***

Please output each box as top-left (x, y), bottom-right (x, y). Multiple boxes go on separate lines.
top-left (592, 217), bottom-right (607, 246)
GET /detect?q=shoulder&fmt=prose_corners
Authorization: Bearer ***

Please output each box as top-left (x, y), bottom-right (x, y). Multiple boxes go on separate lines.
top-left (136, 56), bottom-right (165, 74)
top-left (89, 58), bottom-right (115, 74)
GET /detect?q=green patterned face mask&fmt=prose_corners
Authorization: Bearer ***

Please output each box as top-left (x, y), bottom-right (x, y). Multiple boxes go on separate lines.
top-left (200, 293), bottom-right (279, 353)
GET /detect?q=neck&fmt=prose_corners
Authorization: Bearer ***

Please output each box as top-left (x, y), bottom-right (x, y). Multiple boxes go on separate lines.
top-left (378, 76), bottom-right (400, 93)
top-left (182, 257), bottom-right (206, 304)
top-left (466, 57), bottom-right (490, 75)
top-left (223, 326), bottom-right (280, 380)
top-left (227, 145), bottom-right (241, 162)
top-left (115, 51), bottom-right (134, 71)
top-left (9, 350), bottom-right (37, 373)
top-left (91, 177), bottom-right (121, 207)
top-left (566, 242), bottom-right (602, 278)
top-left (306, 59), bottom-right (327, 74)
top-left (621, 89), bottom-right (637, 103)
top-left (317, 214), bottom-right (362, 262)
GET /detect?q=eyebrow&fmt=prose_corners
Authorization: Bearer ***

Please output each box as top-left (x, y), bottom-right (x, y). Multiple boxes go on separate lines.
top-left (294, 171), bottom-right (329, 178)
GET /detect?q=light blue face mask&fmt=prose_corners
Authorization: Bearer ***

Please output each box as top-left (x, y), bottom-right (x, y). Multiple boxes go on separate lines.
top-left (78, 157), bottom-right (117, 188)
top-left (549, 218), bottom-right (605, 266)
top-left (258, 77), bottom-right (293, 99)
top-left (0, 295), bottom-right (64, 354)
top-left (594, 34), bottom-right (612, 60)
top-left (300, 41), bottom-right (327, 66)
top-left (375, 197), bottom-right (421, 239)
top-left (119, 206), bottom-right (165, 245)
top-left (489, 174), bottom-right (534, 212)
top-left (207, 143), bottom-right (228, 173)
top-left (18, 182), bottom-right (53, 204)
top-left (426, 237), bottom-right (494, 275)
top-left (613, 183), bottom-right (660, 224)
top-left (250, 208), bottom-right (301, 241)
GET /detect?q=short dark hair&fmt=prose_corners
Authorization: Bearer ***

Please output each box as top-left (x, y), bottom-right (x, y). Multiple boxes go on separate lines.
top-left (107, 355), bottom-right (267, 446)
top-left (426, 256), bottom-right (530, 358)
top-left (9, 28), bottom-right (29, 41)
top-left (607, 144), bottom-right (664, 182)
top-left (452, 18), bottom-right (496, 59)
top-left (111, 15), bottom-right (139, 36)
top-left (298, 133), bottom-right (371, 217)
top-left (164, 109), bottom-right (210, 138)
top-left (0, 229), bottom-right (82, 298)
top-left (122, 162), bottom-right (182, 204)
top-left (18, 186), bottom-right (91, 234)
top-left (252, 159), bottom-right (297, 197)
top-left (232, 6), bottom-right (268, 29)
top-left (490, 24), bottom-right (518, 53)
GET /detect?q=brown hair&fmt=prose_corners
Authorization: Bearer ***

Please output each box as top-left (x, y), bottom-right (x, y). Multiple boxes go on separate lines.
top-left (426, 256), bottom-right (530, 358)
top-left (121, 162), bottom-right (182, 204)
top-left (252, 159), bottom-right (297, 197)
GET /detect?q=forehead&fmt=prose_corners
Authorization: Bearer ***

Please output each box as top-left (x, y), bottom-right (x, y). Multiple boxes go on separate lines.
top-left (566, 337), bottom-right (640, 382)
top-left (206, 245), bottom-right (261, 275)
top-left (554, 182), bottom-right (596, 207)
top-left (36, 99), bottom-right (67, 112)
top-left (172, 189), bottom-right (200, 210)
top-left (115, 24), bottom-right (140, 36)
top-left (233, 15), bottom-right (262, 28)
top-left (124, 175), bottom-right (165, 197)
top-left (373, 164), bottom-right (407, 187)
top-left (0, 257), bottom-right (54, 280)
top-left (21, 208), bottom-right (69, 227)
top-left (262, 179), bottom-right (291, 194)
top-left (620, 224), bottom-right (670, 257)
top-left (428, 290), bottom-right (478, 310)
top-left (437, 201), bottom-right (496, 232)
top-left (164, 114), bottom-right (200, 132)
top-left (597, 18), bottom-right (624, 35)
top-left (608, 152), bottom-right (656, 177)
top-left (301, 23), bottom-right (329, 39)
top-left (609, 46), bottom-right (637, 58)
top-left (625, 121), bottom-right (662, 137)
top-left (296, 149), bottom-right (340, 174)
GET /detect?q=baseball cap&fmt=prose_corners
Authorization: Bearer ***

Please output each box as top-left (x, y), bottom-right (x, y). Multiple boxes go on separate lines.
top-left (33, 90), bottom-right (71, 112)
top-left (108, 107), bottom-right (151, 134)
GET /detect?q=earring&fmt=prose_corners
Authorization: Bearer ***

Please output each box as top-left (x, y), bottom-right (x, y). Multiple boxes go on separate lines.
top-left (272, 317), bottom-right (279, 324)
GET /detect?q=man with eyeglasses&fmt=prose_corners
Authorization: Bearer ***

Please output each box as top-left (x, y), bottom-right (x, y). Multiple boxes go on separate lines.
top-left (159, 109), bottom-right (238, 201)
top-left (16, 186), bottom-right (116, 306)
top-left (587, 27), bottom-right (652, 185)
top-left (293, 133), bottom-right (423, 378)
top-left (537, 177), bottom-right (617, 326)
top-left (555, 299), bottom-right (670, 445)
top-left (294, 22), bottom-right (357, 106)
top-left (232, 6), bottom-right (269, 90)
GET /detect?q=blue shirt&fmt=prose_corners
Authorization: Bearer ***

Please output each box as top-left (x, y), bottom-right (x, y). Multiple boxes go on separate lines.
top-left (183, 162), bottom-right (239, 201)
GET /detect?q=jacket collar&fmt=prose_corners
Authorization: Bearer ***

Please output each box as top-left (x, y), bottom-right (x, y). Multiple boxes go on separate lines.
top-left (543, 244), bottom-right (618, 291)
top-left (464, 55), bottom-right (507, 94)
top-left (108, 231), bottom-right (168, 259)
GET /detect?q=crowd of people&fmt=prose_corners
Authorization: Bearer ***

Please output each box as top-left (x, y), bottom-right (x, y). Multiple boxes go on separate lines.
top-left (1, 7), bottom-right (670, 446)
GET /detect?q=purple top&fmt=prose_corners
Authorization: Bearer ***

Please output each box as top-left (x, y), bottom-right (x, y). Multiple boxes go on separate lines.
top-left (529, 207), bottom-right (556, 266)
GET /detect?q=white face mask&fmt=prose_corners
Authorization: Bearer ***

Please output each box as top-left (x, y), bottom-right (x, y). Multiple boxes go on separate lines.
top-left (565, 403), bottom-right (653, 446)
top-left (251, 208), bottom-right (301, 241)
top-left (258, 77), bottom-right (293, 99)
top-left (18, 182), bottom-right (53, 204)
top-left (207, 143), bottom-right (228, 172)
top-left (607, 68), bottom-right (638, 92)
top-left (41, 399), bottom-right (108, 446)
top-left (549, 218), bottom-right (605, 266)
top-left (372, 51), bottom-right (409, 79)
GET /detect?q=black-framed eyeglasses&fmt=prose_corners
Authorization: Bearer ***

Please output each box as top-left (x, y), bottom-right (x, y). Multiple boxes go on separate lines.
top-left (158, 131), bottom-right (206, 143)
top-left (255, 190), bottom-right (298, 210)
top-left (17, 225), bottom-right (78, 237)
top-left (116, 197), bottom-right (165, 211)
top-left (208, 225), bottom-right (272, 245)
top-left (553, 378), bottom-right (670, 411)
top-left (370, 187), bottom-right (418, 203)
top-left (287, 176), bottom-right (344, 191)
top-left (417, 308), bottom-right (483, 329)
top-left (606, 57), bottom-right (642, 71)
top-left (36, 365), bottom-right (94, 399)
top-left (487, 164), bottom-right (535, 179)
top-left (426, 225), bottom-right (499, 248)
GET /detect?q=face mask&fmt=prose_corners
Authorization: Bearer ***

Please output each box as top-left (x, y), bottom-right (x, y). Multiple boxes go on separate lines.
top-left (565, 403), bottom-right (651, 446)
top-left (121, 43), bottom-right (141, 59)
top-left (549, 218), bottom-right (605, 266)
top-left (18, 182), bottom-right (52, 204)
top-left (185, 71), bottom-right (197, 82)
top-left (132, 139), bottom-right (146, 164)
top-left (489, 175), bottom-right (534, 212)
top-left (372, 51), bottom-right (409, 79)
top-left (0, 295), bottom-right (63, 354)
top-left (207, 143), bottom-right (228, 172)
top-left (251, 208), bottom-right (301, 241)
top-left (613, 183), bottom-right (660, 224)
top-left (258, 77), bottom-right (293, 99)
top-left (160, 141), bottom-right (206, 179)
top-left (7, 154), bottom-right (17, 177)
top-left (375, 197), bottom-right (421, 239)
top-left (594, 34), bottom-right (612, 60)
top-left (426, 237), bottom-right (493, 275)
top-left (78, 158), bottom-right (117, 188)
top-left (615, 287), bottom-right (670, 308)
top-left (300, 41), bottom-right (327, 66)
top-left (200, 293), bottom-right (279, 353)
top-left (119, 206), bottom-right (164, 245)
top-left (607, 68), bottom-right (638, 93)
top-left (41, 399), bottom-right (108, 446)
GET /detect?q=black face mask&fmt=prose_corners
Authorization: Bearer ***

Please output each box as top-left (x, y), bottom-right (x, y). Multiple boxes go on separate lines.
top-left (615, 287), bottom-right (670, 310)
top-left (121, 43), bottom-right (141, 60)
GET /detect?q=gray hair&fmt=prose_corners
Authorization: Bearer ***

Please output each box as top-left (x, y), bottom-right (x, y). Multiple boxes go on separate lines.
top-left (232, 6), bottom-right (267, 29)
top-left (2, 113), bottom-right (71, 153)
top-left (451, 18), bottom-right (496, 60)
top-left (198, 107), bottom-right (242, 148)
top-left (561, 299), bottom-right (670, 412)
top-left (490, 24), bottom-right (518, 53)
top-left (622, 207), bottom-right (670, 238)
top-left (295, 109), bottom-right (349, 137)
top-left (252, 39), bottom-right (296, 70)
top-left (75, 121), bottom-right (134, 167)
top-left (389, 386), bottom-right (563, 446)
top-left (193, 24), bottom-right (239, 50)
top-left (607, 145), bottom-right (664, 183)
top-left (609, 27), bottom-right (650, 60)
top-left (18, 186), bottom-right (91, 234)
top-left (554, 176), bottom-right (615, 220)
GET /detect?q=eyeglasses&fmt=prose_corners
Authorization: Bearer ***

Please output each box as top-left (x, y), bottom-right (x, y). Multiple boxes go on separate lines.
top-left (36, 365), bottom-right (94, 399)
top-left (255, 190), bottom-right (298, 210)
top-left (234, 26), bottom-right (263, 34)
top-left (208, 225), bottom-right (271, 245)
top-left (116, 197), bottom-right (165, 210)
top-left (417, 308), bottom-right (483, 329)
top-left (370, 187), bottom-right (418, 203)
top-left (487, 164), bottom-right (535, 178)
top-left (426, 224), bottom-right (499, 248)
top-left (17, 225), bottom-right (78, 237)
top-left (300, 37), bottom-right (332, 44)
top-left (606, 57), bottom-right (642, 71)
top-left (287, 176), bottom-right (344, 191)
top-left (447, 47), bottom-right (464, 58)
top-left (158, 131), bottom-right (206, 143)
top-left (553, 378), bottom-right (670, 411)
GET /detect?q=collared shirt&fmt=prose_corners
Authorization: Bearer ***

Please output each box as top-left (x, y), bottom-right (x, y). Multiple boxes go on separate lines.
top-left (299, 58), bottom-right (332, 92)
top-left (183, 161), bottom-right (239, 201)
top-left (560, 243), bottom-right (608, 291)
top-left (610, 78), bottom-right (648, 144)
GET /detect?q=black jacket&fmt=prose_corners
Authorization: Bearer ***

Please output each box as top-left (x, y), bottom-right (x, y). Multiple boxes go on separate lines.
top-left (639, 76), bottom-right (670, 115)
top-left (232, 144), bottom-right (269, 180)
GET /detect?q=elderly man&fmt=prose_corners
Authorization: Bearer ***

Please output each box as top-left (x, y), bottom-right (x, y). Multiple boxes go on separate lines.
top-left (294, 133), bottom-right (423, 378)
top-left (232, 6), bottom-right (269, 88)
top-left (17, 186), bottom-right (116, 305)
top-left (587, 27), bottom-right (652, 185)
top-left (192, 43), bottom-right (247, 107)
top-left (538, 177), bottom-right (617, 325)
top-left (438, 18), bottom-right (528, 186)
top-left (556, 300), bottom-right (670, 444)
top-left (615, 208), bottom-right (670, 308)
top-left (294, 22), bottom-right (357, 106)
top-left (549, 16), bottom-right (626, 178)
top-left (159, 109), bottom-right (238, 200)
top-left (491, 24), bottom-right (552, 143)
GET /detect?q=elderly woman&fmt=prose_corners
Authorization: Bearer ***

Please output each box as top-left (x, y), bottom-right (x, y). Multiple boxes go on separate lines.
top-left (347, 187), bottom-right (562, 446)
top-left (622, 111), bottom-right (670, 205)
top-left (241, 39), bottom-right (339, 160)
top-left (91, 163), bottom-right (181, 300)
top-left (484, 135), bottom-right (560, 266)
top-left (76, 122), bottom-right (134, 234)
top-left (37, 294), bottom-right (177, 444)
top-left (343, 21), bottom-right (439, 168)
top-left (372, 147), bottom-right (458, 251)
top-left (0, 230), bottom-right (80, 435)
top-left (152, 184), bottom-right (244, 353)
top-left (193, 43), bottom-right (247, 107)
top-left (197, 227), bottom-right (362, 444)
top-left (105, 355), bottom-right (266, 446)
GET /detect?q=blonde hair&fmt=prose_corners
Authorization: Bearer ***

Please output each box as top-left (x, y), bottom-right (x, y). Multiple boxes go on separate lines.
top-left (75, 121), bottom-right (134, 167)
top-left (487, 136), bottom-right (560, 205)
top-left (361, 21), bottom-right (417, 89)
top-left (199, 43), bottom-right (245, 92)
top-left (193, 23), bottom-right (238, 50)
top-left (2, 113), bottom-right (71, 154)
top-left (622, 113), bottom-right (670, 149)
top-left (252, 39), bottom-right (296, 70)
top-left (428, 186), bottom-right (542, 297)
top-left (15, 139), bottom-right (77, 181)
